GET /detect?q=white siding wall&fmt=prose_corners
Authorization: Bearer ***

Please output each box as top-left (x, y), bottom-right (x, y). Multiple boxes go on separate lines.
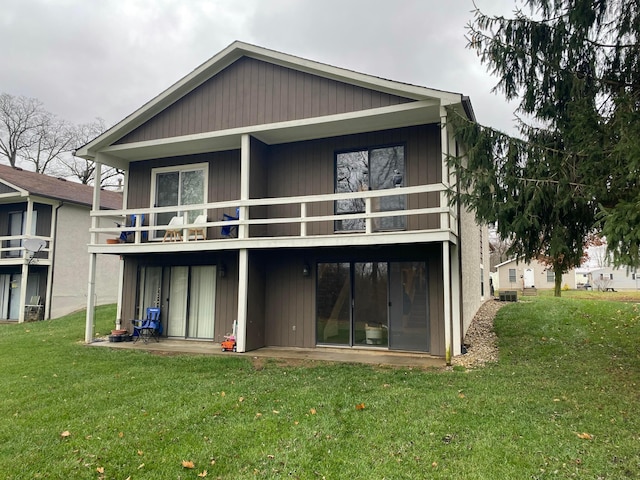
top-left (459, 204), bottom-right (490, 337)
top-left (50, 203), bottom-right (119, 318)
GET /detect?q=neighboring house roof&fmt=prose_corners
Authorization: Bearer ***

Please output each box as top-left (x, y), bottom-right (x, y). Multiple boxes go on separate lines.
top-left (76, 40), bottom-right (474, 161)
top-left (0, 164), bottom-right (122, 210)
top-left (494, 258), bottom-right (519, 269)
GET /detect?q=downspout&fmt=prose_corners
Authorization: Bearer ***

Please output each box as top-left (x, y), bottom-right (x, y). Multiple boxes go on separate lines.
top-left (44, 201), bottom-right (63, 320)
top-left (455, 140), bottom-right (464, 351)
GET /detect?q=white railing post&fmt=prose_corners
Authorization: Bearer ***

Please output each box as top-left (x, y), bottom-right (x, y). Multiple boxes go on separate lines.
top-left (365, 197), bottom-right (373, 234)
top-left (300, 202), bottom-right (307, 237)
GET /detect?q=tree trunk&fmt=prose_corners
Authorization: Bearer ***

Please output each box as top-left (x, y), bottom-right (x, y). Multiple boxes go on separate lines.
top-left (554, 263), bottom-right (563, 297)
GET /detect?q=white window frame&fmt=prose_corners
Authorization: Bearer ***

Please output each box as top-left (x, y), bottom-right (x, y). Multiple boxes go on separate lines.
top-left (149, 163), bottom-right (209, 240)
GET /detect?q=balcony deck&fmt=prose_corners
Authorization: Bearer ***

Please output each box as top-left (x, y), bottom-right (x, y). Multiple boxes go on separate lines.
top-left (89, 184), bottom-right (458, 254)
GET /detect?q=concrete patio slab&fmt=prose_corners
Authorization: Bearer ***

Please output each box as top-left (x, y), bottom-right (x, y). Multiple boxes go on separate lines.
top-left (89, 337), bottom-right (446, 369)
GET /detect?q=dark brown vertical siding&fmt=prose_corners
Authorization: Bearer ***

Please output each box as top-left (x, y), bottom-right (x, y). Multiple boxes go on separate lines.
top-left (214, 252), bottom-right (239, 343)
top-left (115, 57), bottom-right (413, 144)
top-left (428, 251), bottom-right (445, 356)
top-left (35, 204), bottom-right (52, 236)
top-left (264, 251), bottom-right (315, 348)
top-left (121, 257), bottom-right (140, 326)
top-left (126, 150), bottom-right (240, 239)
top-left (245, 252), bottom-right (266, 350)
top-left (264, 125), bottom-right (441, 237)
top-left (0, 203), bottom-right (51, 237)
top-left (249, 137), bottom-right (268, 237)
top-left (263, 246), bottom-right (444, 352)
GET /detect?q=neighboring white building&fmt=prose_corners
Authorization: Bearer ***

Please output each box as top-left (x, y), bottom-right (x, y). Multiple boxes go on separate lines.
top-left (0, 165), bottom-right (122, 322)
top-left (495, 258), bottom-right (577, 291)
top-left (577, 266), bottom-right (640, 291)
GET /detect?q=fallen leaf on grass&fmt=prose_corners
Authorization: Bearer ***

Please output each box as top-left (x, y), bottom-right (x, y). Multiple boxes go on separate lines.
top-left (198, 470), bottom-right (208, 477)
top-left (576, 432), bottom-right (593, 440)
top-left (60, 430), bottom-right (71, 438)
top-left (182, 460), bottom-right (195, 469)
top-left (96, 467), bottom-right (104, 474)
top-left (118, 431), bottom-right (124, 438)
top-left (138, 463), bottom-right (145, 469)
top-left (309, 408), bottom-right (317, 415)
top-left (137, 450), bottom-right (144, 456)
top-left (355, 403), bottom-right (365, 410)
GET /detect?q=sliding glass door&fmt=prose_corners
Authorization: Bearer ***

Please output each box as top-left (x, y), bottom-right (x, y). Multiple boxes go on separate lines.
top-left (138, 265), bottom-right (216, 340)
top-left (316, 261), bottom-right (428, 351)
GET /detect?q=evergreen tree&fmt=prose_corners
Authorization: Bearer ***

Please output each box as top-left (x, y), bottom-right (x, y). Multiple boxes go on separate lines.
top-left (447, 0), bottom-right (640, 295)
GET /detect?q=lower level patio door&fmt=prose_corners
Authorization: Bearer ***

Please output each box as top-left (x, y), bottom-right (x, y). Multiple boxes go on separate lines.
top-left (316, 261), bottom-right (429, 352)
top-left (140, 265), bottom-right (216, 339)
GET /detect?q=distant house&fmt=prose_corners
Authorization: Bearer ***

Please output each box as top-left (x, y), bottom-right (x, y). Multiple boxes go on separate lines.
top-left (76, 41), bottom-right (490, 359)
top-left (0, 165), bottom-right (122, 322)
top-left (495, 258), bottom-right (577, 291)
top-left (577, 266), bottom-right (640, 291)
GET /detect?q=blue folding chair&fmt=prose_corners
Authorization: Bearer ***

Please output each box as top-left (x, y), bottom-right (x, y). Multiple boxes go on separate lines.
top-left (118, 214), bottom-right (147, 242)
top-left (221, 207), bottom-right (239, 238)
top-left (132, 307), bottom-right (162, 343)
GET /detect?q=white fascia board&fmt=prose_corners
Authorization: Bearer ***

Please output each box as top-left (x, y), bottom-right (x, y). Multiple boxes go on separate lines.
top-left (0, 179), bottom-right (28, 198)
top-left (494, 258), bottom-right (519, 269)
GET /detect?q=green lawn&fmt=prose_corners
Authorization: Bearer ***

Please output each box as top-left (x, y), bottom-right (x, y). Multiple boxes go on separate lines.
top-left (1, 296), bottom-right (639, 479)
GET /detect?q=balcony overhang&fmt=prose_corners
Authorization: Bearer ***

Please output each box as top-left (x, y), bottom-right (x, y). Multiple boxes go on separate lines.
top-left (88, 229), bottom-right (458, 255)
top-left (91, 99), bottom-right (442, 166)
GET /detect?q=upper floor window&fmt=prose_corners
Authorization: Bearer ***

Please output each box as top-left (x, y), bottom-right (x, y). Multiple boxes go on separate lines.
top-left (508, 268), bottom-right (516, 283)
top-left (151, 163), bottom-right (208, 240)
top-left (335, 145), bottom-right (405, 231)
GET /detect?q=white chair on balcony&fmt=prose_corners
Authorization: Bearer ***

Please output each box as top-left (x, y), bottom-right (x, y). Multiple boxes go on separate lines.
top-left (162, 216), bottom-right (184, 242)
top-left (188, 214), bottom-right (207, 241)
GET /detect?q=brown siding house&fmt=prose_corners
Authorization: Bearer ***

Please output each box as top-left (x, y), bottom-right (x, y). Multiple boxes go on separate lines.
top-left (77, 41), bottom-right (489, 362)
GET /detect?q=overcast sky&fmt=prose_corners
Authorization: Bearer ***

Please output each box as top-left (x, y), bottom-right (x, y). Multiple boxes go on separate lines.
top-left (1, 0), bottom-right (521, 134)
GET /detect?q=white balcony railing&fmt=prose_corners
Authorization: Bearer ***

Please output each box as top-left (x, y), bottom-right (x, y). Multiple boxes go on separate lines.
top-left (0, 235), bottom-right (52, 264)
top-left (89, 184), bottom-right (458, 247)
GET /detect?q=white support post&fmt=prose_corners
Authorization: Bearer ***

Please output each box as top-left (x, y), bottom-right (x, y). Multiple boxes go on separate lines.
top-left (239, 134), bottom-right (250, 239)
top-left (85, 253), bottom-right (97, 343)
top-left (440, 107), bottom-right (451, 230)
top-left (451, 243), bottom-right (461, 356)
top-left (18, 198), bottom-right (35, 323)
top-left (235, 134), bottom-right (251, 352)
top-left (44, 202), bottom-right (60, 321)
top-left (442, 241), bottom-right (452, 364)
top-left (85, 161), bottom-right (102, 343)
top-left (236, 249), bottom-right (249, 353)
top-left (115, 256), bottom-right (125, 330)
top-left (18, 262), bottom-right (29, 324)
top-left (365, 197), bottom-right (372, 234)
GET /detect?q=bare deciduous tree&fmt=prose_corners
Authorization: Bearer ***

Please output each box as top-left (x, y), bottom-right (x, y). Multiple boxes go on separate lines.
top-left (0, 93), bottom-right (47, 167)
top-left (62, 118), bottom-right (122, 188)
top-left (22, 115), bottom-right (75, 174)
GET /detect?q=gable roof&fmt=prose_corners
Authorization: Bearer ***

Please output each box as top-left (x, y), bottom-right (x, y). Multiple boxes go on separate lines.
top-left (76, 41), bottom-right (474, 163)
top-left (0, 164), bottom-right (122, 210)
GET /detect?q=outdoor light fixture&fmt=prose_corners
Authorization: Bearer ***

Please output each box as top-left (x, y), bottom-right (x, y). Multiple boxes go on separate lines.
top-left (218, 263), bottom-right (226, 278)
top-left (302, 263), bottom-right (310, 277)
